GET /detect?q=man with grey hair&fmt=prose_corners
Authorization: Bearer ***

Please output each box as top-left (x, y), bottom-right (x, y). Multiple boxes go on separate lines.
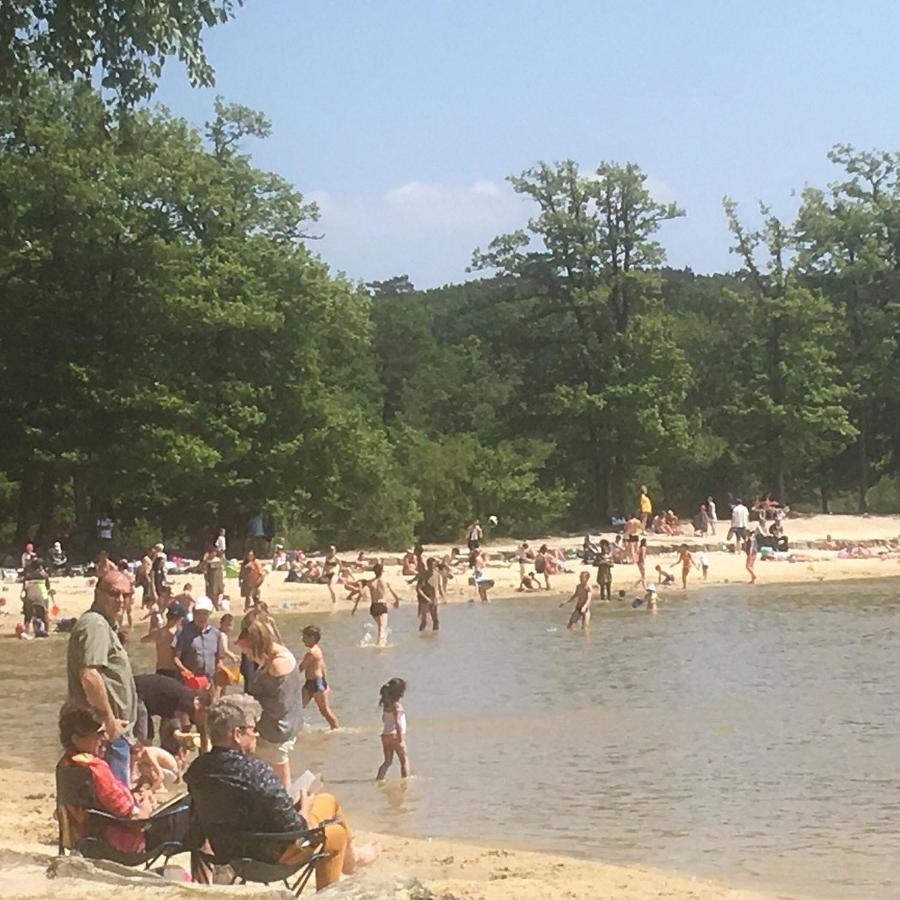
top-left (66, 570), bottom-right (138, 788)
top-left (185, 696), bottom-right (380, 889)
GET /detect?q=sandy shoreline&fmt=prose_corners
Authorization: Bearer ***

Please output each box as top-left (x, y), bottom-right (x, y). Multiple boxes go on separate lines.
top-left (0, 767), bottom-right (780, 899)
top-left (1, 514), bottom-right (896, 897)
top-left (23, 513), bottom-right (900, 622)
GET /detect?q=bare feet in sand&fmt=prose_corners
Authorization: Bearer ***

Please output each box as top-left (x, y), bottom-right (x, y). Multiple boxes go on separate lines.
top-left (344, 840), bottom-right (382, 874)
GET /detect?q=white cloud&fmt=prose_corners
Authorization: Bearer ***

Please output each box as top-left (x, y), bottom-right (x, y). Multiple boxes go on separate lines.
top-left (383, 179), bottom-right (524, 230)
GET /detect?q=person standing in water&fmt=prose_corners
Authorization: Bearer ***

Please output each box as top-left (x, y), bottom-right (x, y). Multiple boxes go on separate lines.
top-left (376, 678), bottom-right (410, 781)
top-left (561, 571), bottom-right (592, 630)
top-left (358, 563), bottom-right (399, 646)
top-left (676, 544), bottom-right (696, 589)
top-left (300, 625), bottom-right (339, 730)
top-left (415, 558), bottom-right (439, 631)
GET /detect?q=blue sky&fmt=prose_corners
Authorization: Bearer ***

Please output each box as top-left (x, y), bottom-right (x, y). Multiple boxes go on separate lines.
top-left (155, 0), bottom-right (900, 289)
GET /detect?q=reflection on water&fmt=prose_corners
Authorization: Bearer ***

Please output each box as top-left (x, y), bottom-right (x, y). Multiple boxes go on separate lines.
top-left (2, 579), bottom-right (900, 898)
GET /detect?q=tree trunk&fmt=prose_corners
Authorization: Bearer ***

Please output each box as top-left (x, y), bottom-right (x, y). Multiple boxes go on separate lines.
top-left (73, 472), bottom-right (91, 557)
top-left (15, 470), bottom-right (34, 544)
top-left (820, 483), bottom-right (831, 514)
top-left (857, 419), bottom-right (869, 514)
top-left (36, 467), bottom-right (56, 544)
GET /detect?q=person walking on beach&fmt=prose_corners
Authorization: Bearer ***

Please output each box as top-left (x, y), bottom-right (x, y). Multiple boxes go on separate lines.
top-left (706, 496), bottom-right (718, 535)
top-left (66, 570), bottom-right (138, 788)
top-left (636, 537), bottom-right (648, 587)
top-left (376, 678), bottom-right (410, 781)
top-left (466, 519), bottom-right (483, 554)
top-left (639, 485), bottom-right (652, 530)
top-left (300, 625), bottom-right (340, 730)
top-left (745, 531), bottom-right (758, 584)
top-left (202, 544), bottom-right (225, 609)
top-left (239, 550), bottom-right (266, 610)
top-left (214, 527), bottom-right (227, 555)
top-left (561, 571), bottom-right (592, 630)
top-left (729, 498), bottom-right (749, 553)
top-left (595, 539), bottom-right (613, 602)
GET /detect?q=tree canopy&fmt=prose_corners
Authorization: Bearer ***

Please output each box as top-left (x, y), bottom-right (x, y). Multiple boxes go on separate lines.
top-left (0, 1), bottom-right (244, 105)
top-left (1, 74), bottom-right (898, 555)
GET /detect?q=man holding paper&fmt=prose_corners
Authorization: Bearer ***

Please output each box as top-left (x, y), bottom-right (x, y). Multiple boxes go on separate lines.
top-left (185, 695), bottom-right (381, 891)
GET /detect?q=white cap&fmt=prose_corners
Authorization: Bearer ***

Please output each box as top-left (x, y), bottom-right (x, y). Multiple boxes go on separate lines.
top-left (194, 596), bottom-right (214, 612)
top-left (646, 584), bottom-right (657, 593)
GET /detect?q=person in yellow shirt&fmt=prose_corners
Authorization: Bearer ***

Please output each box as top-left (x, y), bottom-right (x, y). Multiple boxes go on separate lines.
top-left (639, 485), bottom-right (652, 529)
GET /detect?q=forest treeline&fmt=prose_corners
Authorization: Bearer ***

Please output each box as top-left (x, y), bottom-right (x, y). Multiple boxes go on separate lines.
top-left (2, 79), bottom-right (899, 552)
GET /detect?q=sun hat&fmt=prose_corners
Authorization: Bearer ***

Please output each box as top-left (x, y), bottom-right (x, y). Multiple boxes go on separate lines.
top-left (193, 596), bottom-right (214, 612)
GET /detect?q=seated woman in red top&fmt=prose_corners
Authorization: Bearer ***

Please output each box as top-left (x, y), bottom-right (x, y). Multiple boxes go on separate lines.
top-left (58, 703), bottom-right (153, 853)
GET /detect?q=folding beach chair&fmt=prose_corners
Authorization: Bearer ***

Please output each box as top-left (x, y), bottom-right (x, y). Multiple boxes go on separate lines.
top-left (188, 775), bottom-right (331, 896)
top-left (56, 763), bottom-right (191, 869)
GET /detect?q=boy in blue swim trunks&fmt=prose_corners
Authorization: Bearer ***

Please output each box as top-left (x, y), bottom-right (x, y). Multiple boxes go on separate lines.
top-left (300, 625), bottom-right (339, 730)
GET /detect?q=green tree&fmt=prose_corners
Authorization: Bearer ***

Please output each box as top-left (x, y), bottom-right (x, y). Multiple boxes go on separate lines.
top-left (723, 198), bottom-right (856, 503)
top-left (795, 145), bottom-right (900, 511)
top-left (0, 78), bottom-right (413, 550)
top-left (472, 160), bottom-right (690, 517)
top-left (0, 1), bottom-right (244, 105)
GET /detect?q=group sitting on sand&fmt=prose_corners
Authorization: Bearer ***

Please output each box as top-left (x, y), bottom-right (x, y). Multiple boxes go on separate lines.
top-left (56, 565), bottom-right (393, 889)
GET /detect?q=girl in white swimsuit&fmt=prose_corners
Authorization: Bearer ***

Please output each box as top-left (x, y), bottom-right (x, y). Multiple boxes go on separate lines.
top-left (376, 677), bottom-right (410, 781)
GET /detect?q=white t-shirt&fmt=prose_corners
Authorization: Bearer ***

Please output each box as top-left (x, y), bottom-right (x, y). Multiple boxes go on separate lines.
top-left (214, 534), bottom-right (226, 553)
top-left (731, 504), bottom-right (749, 529)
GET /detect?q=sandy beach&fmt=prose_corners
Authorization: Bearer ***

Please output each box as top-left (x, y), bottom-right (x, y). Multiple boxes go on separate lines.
top-left (23, 513), bottom-right (900, 622)
top-left (1, 513), bottom-right (897, 898)
top-left (0, 767), bottom-right (778, 899)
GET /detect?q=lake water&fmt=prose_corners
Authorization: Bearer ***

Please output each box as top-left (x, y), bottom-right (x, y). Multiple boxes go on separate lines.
top-left (2, 579), bottom-right (899, 897)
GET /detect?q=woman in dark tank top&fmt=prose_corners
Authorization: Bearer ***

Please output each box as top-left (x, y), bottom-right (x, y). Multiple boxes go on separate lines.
top-left (244, 619), bottom-right (303, 789)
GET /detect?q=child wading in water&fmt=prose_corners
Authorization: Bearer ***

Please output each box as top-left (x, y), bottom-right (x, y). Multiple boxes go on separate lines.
top-left (376, 678), bottom-right (410, 781)
top-left (561, 571), bottom-right (592, 630)
top-left (300, 625), bottom-right (339, 730)
top-left (677, 544), bottom-right (696, 589)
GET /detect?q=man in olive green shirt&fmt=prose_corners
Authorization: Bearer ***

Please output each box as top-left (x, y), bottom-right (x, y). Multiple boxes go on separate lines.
top-left (66, 570), bottom-right (138, 787)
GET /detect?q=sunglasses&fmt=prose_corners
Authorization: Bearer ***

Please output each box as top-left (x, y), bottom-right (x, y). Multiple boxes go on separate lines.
top-left (237, 724), bottom-right (259, 735)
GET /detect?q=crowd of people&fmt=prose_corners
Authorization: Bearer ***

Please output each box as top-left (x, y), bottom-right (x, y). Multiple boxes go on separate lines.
top-left (56, 565), bottom-right (387, 889)
top-left (9, 492), bottom-right (790, 888)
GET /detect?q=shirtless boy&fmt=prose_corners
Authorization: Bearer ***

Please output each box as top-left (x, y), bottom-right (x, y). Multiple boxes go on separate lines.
top-left (300, 625), bottom-right (339, 729)
top-left (561, 571), bottom-right (592, 630)
top-left (140, 603), bottom-right (186, 678)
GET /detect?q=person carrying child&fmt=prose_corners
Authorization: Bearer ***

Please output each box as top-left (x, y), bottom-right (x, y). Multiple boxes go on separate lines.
top-left (376, 678), bottom-right (410, 781)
